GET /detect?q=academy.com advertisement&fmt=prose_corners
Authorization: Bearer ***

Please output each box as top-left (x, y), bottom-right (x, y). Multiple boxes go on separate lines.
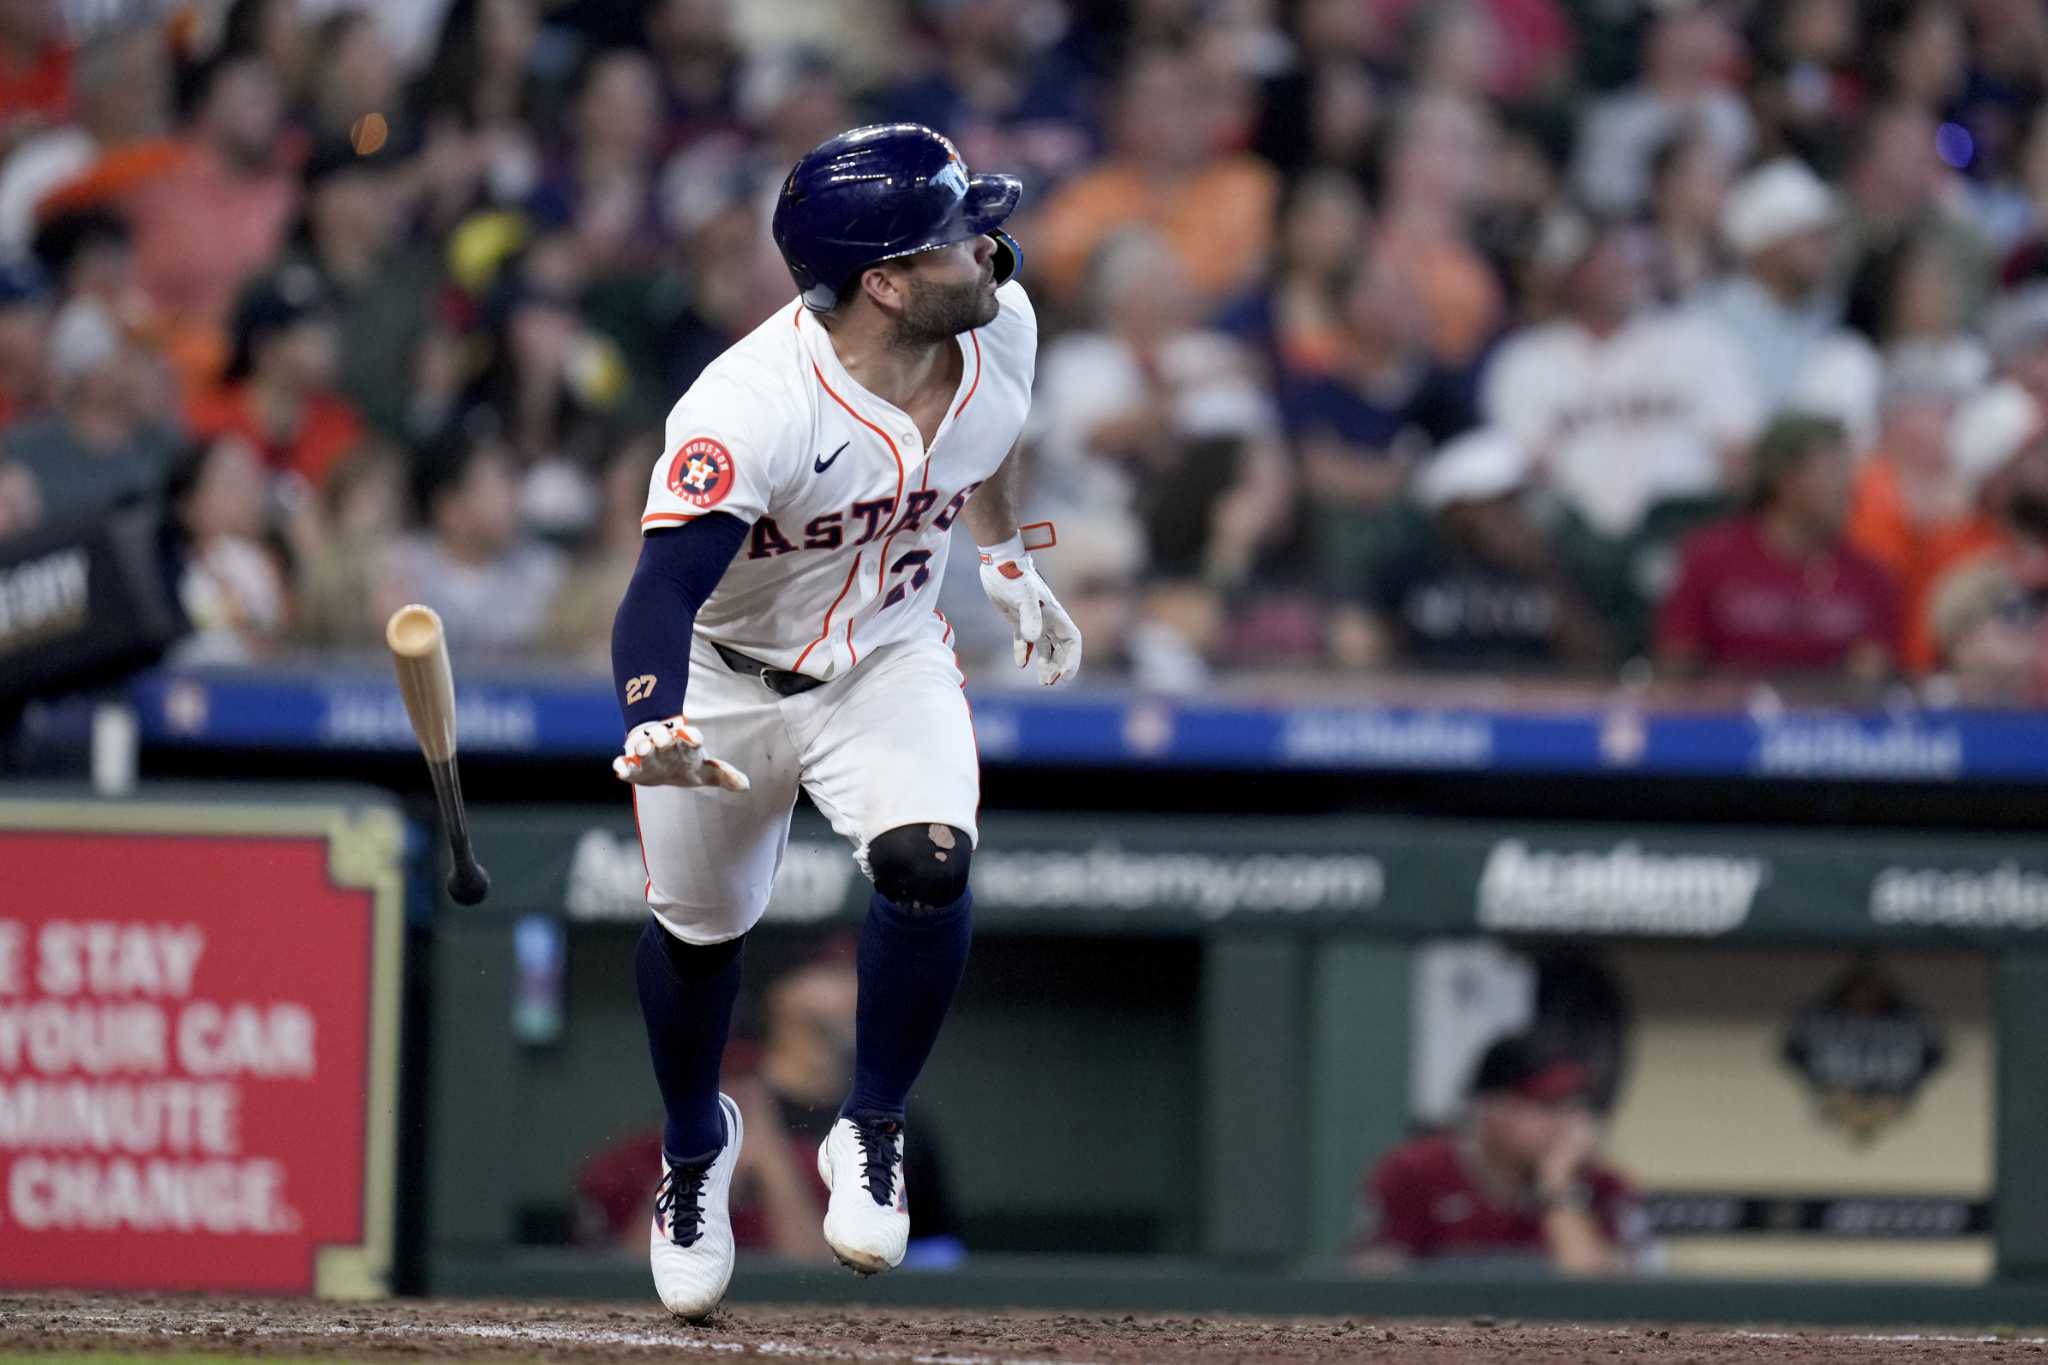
top-left (0, 802), bottom-right (402, 1295)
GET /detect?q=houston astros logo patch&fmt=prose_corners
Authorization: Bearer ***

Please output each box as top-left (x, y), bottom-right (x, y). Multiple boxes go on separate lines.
top-left (667, 436), bottom-right (736, 508)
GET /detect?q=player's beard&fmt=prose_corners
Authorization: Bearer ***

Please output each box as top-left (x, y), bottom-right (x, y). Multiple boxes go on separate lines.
top-left (892, 272), bottom-right (1000, 348)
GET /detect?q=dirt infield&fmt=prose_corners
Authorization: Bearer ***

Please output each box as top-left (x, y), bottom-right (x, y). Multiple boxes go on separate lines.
top-left (4, 1295), bottom-right (2048, 1364)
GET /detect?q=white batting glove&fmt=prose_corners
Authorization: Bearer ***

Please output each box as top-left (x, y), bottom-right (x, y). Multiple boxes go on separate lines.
top-left (977, 532), bottom-right (1083, 686)
top-left (612, 717), bottom-right (751, 791)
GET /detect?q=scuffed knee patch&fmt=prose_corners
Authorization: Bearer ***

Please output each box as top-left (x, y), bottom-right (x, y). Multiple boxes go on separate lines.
top-left (866, 822), bottom-right (973, 911)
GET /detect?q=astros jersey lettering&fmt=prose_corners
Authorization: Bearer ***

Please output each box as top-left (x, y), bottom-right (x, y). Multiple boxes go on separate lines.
top-left (641, 280), bottom-right (1037, 679)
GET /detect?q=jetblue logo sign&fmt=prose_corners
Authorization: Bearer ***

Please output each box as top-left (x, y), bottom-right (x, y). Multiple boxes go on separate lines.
top-left (1279, 710), bottom-right (1493, 767)
top-left (1753, 719), bottom-right (1964, 780)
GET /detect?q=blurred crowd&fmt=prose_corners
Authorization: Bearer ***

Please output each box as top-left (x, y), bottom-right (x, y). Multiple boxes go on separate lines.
top-left (7, 0), bottom-right (2048, 702)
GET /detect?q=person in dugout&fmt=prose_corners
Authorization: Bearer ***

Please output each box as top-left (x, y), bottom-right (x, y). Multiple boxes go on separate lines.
top-left (574, 940), bottom-right (964, 1266)
top-left (1352, 1032), bottom-right (1653, 1274)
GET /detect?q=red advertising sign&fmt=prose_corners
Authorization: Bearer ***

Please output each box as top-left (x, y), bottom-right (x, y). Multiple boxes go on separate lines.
top-left (0, 799), bottom-right (403, 1295)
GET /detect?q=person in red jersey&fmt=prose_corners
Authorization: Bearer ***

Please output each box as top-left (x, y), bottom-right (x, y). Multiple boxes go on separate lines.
top-left (1354, 1033), bottom-right (1650, 1274)
top-left (1658, 412), bottom-right (1901, 680)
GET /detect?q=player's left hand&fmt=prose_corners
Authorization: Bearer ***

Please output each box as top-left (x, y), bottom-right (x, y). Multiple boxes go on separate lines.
top-left (977, 536), bottom-right (1082, 686)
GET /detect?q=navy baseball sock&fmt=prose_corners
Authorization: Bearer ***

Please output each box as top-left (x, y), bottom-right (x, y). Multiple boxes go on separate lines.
top-left (635, 917), bottom-right (744, 1159)
top-left (844, 888), bottom-right (972, 1119)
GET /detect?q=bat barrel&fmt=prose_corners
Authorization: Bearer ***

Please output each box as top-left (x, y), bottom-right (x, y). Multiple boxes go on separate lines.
top-left (385, 603), bottom-right (445, 658)
top-left (387, 604), bottom-right (458, 764)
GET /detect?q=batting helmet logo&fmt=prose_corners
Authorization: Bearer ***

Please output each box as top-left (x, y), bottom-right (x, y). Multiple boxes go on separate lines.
top-left (667, 436), bottom-right (736, 509)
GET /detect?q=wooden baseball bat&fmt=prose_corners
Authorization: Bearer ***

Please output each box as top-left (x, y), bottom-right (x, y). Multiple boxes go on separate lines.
top-left (385, 604), bottom-right (491, 905)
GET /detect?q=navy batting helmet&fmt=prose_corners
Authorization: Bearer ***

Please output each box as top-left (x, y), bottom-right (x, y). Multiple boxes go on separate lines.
top-left (772, 123), bottom-right (1022, 313)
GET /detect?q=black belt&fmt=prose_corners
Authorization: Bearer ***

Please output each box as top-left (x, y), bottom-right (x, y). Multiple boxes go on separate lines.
top-left (713, 642), bottom-right (827, 696)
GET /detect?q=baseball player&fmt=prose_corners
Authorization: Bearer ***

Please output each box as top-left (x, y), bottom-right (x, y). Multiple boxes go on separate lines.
top-left (609, 124), bottom-right (1081, 1320)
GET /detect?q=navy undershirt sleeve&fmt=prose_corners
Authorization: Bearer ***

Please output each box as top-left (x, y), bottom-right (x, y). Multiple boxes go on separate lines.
top-left (611, 512), bottom-right (750, 733)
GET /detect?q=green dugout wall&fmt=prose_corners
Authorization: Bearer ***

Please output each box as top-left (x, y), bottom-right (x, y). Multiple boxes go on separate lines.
top-left (423, 806), bottom-right (2048, 1301)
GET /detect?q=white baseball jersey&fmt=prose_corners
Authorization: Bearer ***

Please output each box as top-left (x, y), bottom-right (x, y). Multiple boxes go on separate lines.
top-left (641, 280), bottom-right (1038, 680)
top-left (1482, 310), bottom-right (1762, 537)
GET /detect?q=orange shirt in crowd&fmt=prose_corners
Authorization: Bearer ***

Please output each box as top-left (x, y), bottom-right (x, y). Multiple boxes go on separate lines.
top-left (116, 145), bottom-right (295, 391)
top-left (124, 146), bottom-right (296, 332)
top-left (36, 139), bottom-right (185, 224)
top-left (188, 385), bottom-right (363, 489)
top-left (1376, 229), bottom-right (1503, 367)
top-left (1846, 457), bottom-right (2006, 672)
top-left (1034, 156), bottom-right (1279, 307)
top-left (1269, 286), bottom-right (1349, 378)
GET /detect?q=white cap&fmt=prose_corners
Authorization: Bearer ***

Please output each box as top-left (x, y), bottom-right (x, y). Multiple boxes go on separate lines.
top-left (1532, 207), bottom-right (1594, 274)
top-left (1883, 340), bottom-right (1989, 405)
top-left (1721, 157), bottom-right (1837, 257)
top-left (47, 298), bottom-right (121, 385)
top-left (1792, 334), bottom-right (1882, 447)
top-left (1415, 428), bottom-right (1530, 511)
top-left (518, 457), bottom-right (598, 537)
top-left (1948, 380), bottom-right (2040, 493)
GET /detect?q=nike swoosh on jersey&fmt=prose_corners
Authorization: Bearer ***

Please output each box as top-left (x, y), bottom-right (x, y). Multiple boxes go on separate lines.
top-left (814, 441), bottom-right (849, 473)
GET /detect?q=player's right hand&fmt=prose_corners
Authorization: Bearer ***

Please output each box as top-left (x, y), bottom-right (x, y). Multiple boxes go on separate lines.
top-left (612, 717), bottom-right (751, 791)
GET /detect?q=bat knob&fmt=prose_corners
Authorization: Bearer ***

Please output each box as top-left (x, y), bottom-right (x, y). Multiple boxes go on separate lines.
top-left (446, 860), bottom-right (492, 906)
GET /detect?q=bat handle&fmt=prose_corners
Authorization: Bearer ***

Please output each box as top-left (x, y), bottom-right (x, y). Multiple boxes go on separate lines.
top-left (428, 756), bottom-right (491, 905)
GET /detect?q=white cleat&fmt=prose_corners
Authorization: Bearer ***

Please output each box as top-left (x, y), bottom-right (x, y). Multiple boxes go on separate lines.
top-left (649, 1094), bottom-right (743, 1321)
top-left (817, 1112), bottom-right (910, 1274)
